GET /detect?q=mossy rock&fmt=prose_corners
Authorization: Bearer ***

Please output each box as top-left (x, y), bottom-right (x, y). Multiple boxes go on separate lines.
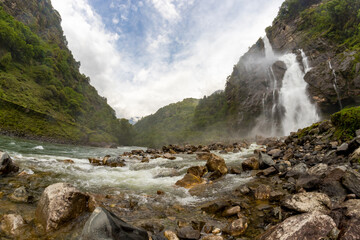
top-left (331, 106), bottom-right (360, 141)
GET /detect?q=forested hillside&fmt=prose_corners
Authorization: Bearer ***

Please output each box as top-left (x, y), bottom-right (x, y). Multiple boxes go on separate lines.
top-left (0, 0), bottom-right (133, 146)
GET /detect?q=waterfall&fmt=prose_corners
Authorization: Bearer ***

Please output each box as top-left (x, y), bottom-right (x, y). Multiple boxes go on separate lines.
top-left (300, 49), bottom-right (311, 73)
top-left (328, 60), bottom-right (343, 109)
top-left (279, 53), bottom-right (319, 135)
top-left (264, 36), bottom-right (276, 61)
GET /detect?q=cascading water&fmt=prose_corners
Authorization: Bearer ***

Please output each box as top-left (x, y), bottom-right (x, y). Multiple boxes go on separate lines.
top-left (328, 60), bottom-right (343, 109)
top-left (279, 53), bottom-right (319, 135)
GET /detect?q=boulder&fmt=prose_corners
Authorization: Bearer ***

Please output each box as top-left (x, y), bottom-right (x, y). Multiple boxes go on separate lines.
top-left (103, 156), bottom-right (126, 167)
top-left (268, 149), bottom-right (282, 158)
top-left (337, 143), bottom-right (349, 155)
top-left (35, 182), bottom-right (89, 231)
top-left (350, 147), bottom-right (360, 162)
top-left (225, 218), bottom-right (248, 237)
top-left (80, 207), bottom-right (148, 240)
top-left (175, 174), bottom-right (205, 189)
top-left (258, 152), bottom-right (275, 169)
top-left (205, 154), bottom-right (228, 176)
top-left (307, 163), bottom-right (328, 177)
top-left (282, 192), bottom-right (331, 213)
top-left (200, 236), bottom-right (223, 240)
top-left (286, 163), bottom-right (308, 178)
top-left (0, 152), bottom-right (19, 175)
top-left (342, 199), bottom-right (360, 219)
top-left (341, 169), bottom-right (360, 197)
top-left (222, 206), bottom-right (241, 217)
top-left (0, 214), bottom-right (26, 236)
top-left (339, 218), bottom-right (360, 240)
top-left (258, 211), bottom-right (336, 240)
top-left (187, 166), bottom-right (207, 178)
top-left (177, 226), bottom-right (200, 240)
top-left (164, 230), bottom-right (179, 240)
top-left (242, 157), bottom-right (259, 170)
top-left (163, 153), bottom-right (176, 160)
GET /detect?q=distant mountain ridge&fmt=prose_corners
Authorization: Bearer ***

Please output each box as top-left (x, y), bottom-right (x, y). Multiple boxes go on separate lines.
top-left (0, 0), bottom-right (133, 146)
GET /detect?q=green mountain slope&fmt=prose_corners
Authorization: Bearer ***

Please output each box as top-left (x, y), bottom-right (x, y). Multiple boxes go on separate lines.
top-left (0, 1), bottom-right (133, 146)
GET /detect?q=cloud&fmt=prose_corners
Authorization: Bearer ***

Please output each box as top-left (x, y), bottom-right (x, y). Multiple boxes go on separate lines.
top-left (52, 0), bottom-right (284, 118)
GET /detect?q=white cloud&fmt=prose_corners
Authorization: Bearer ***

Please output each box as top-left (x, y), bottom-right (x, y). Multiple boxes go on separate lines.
top-left (52, 0), bottom-right (284, 118)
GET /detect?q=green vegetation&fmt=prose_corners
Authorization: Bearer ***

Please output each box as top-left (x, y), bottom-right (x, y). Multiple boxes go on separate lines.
top-left (134, 98), bottom-right (199, 147)
top-left (0, 5), bottom-right (133, 146)
top-left (331, 106), bottom-right (360, 140)
top-left (299, 0), bottom-right (360, 48)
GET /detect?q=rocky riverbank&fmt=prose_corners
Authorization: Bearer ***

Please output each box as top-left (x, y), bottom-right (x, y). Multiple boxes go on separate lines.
top-left (1, 108), bottom-right (360, 239)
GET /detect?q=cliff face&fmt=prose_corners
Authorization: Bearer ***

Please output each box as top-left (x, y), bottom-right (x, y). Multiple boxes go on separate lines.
top-left (0, 0), bottom-right (133, 146)
top-left (224, 0), bottom-right (360, 136)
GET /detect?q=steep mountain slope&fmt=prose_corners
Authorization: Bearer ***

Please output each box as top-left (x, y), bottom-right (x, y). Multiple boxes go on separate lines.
top-left (0, 0), bottom-right (132, 146)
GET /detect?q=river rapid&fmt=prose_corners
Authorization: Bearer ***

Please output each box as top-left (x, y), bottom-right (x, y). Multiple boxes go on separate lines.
top-left (0, 135), bottom-right (259, 239)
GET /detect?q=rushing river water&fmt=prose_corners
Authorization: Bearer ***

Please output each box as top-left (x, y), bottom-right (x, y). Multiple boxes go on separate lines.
top-left (0, 135), bottom-right (257, 206)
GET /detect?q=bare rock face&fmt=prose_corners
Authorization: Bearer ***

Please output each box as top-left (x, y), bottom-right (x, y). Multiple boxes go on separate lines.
top-left (0, 152), bottom-right (19, 175)
top-left (0, 214), bottom-right (26, 236)
top-left (35, 182), bottom-right (89, 231)
top-left (342, 169), bottom-right (360, 198)
top-left (282, 192), bottom-right (331, 213)
top-left (258, 211), bottom-right (336, 240)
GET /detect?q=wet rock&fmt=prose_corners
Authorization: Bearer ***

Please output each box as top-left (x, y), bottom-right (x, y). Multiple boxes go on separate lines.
top-left (164, 153), bottom-right (176, 160)
top-left (269, 190), bottom-right (285, 202)
top-left (341, 169), bottom-right (360, 197)
top-left (8, 186), bottom-right (33, 203)
top-left (88, 158), bottom-right (101, 165)
top-left (286, 163), bottom-right (308, 178)
top-left (258, 152), bottom-right (275, 169)
top-left (222, 206), bottom-right (241, 217)
top-left (141, 157), bottom-right (149, 163)
top-left (103, 156), bottom-right (126, 167)
top-left (80, 207), bottom-right (148, 240)
top-left (141, 222), bottom-right (164, 234)
top-left (0, 152), bottom-right (19, 175)
top-left (201, 201), bottom-right (230, 214)
top-left (256, 166), bottom-right (277, 177)
top-left (187, 166), bottom-right (207, 178)
top-left (219, 150), bottom-right (228, 154)
top-left (196, 153), bottom-right (213, 161)
top-left (35, 182), bottom-right (89, 231)
top-left (58, 159), bottom-right (75, 164)
top-left (175, 174), bottom-right (205, 189)
top-left (164, 230), bottom-right (179, 240)
top-left (282, 192), bottom-right (331, 213)
top-left (177, 226), bottom-right (200, 239)
top-left (205, 154), bottom-right (228, 176)
top-left (257, 211), bottom-right (336, 240)
top-left (0, 214), bottom-right (26, 236)
top-left (242, 157), bottom-right (259, 171)
top-left (225, 218), bottom-right (248, 237)
top-left (255, 184), bottom-right (271, 200)
top-left (229, 167), bottom-right (242, 174)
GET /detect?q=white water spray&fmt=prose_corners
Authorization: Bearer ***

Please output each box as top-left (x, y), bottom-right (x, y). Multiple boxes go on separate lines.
top-left (279, 53), bottom-right (319, 135)
top-left (328, 60), bottom-right (343, 109)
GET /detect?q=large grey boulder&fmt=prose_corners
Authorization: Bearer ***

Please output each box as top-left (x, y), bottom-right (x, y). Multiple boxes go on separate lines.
top-left (0, 152), bottom-right (19, 175)
top-left (35, 183), bottom-right (89, 231)
top-left (80, 207), bottom-right (148, 240)
top-left (342, 169), bottom-right (360, 197)
top-left (282, 192), bottom-right (331, 213)
top-left (258, 211), bottom-right (336, 240)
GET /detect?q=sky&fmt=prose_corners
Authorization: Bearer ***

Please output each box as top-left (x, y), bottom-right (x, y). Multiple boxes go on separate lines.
top-left (51, 0), bottom-right (284, 119)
